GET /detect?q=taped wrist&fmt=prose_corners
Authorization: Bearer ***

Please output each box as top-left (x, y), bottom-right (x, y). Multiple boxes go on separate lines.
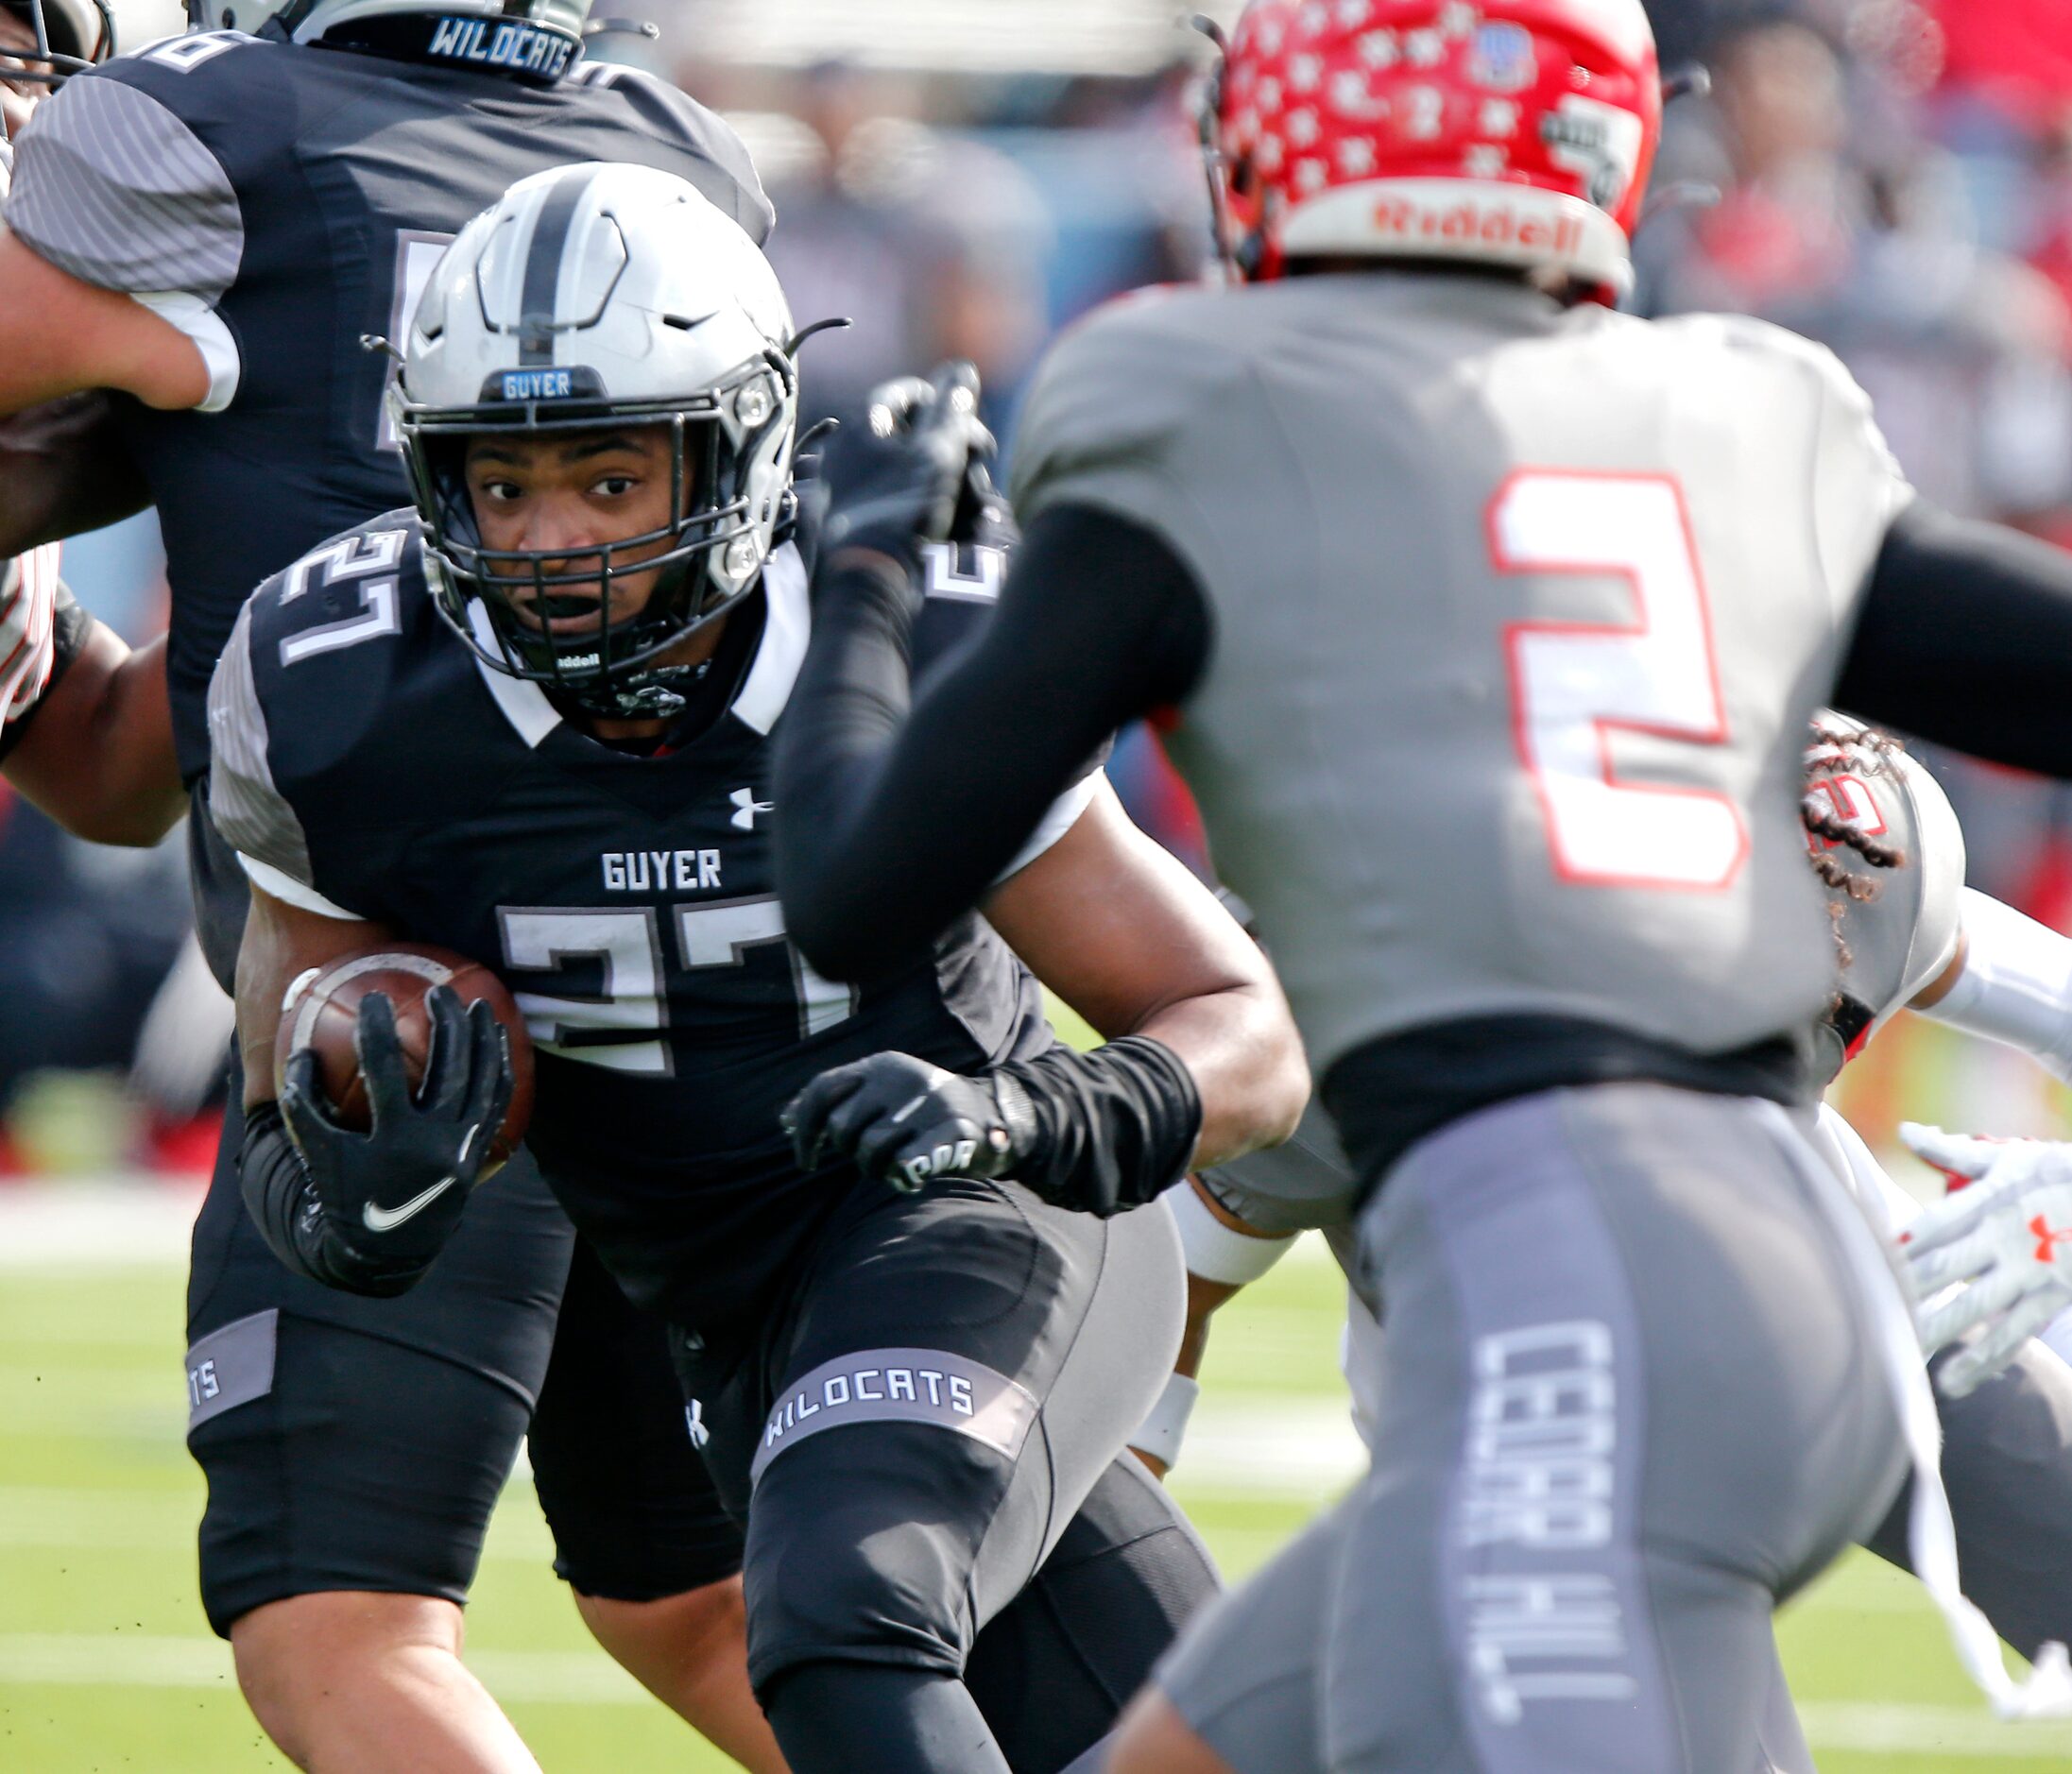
top-left (1128, 1372), bottom-right (1200, 1472)
top-left (237, 1100), bottom-right (426, 1299)
top-left (1164, 1178), bottom-right (1297, 1286)
top-left (996, 1034), bottom-right (1202, 1216)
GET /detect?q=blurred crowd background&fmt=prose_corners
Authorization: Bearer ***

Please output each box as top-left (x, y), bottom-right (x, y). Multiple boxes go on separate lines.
top-left (15, 0), bottom-right (2072, 1181)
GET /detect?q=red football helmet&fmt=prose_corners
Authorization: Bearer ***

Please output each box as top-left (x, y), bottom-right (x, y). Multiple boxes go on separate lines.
top-left (1210, 0), bottom-right (1662, 298)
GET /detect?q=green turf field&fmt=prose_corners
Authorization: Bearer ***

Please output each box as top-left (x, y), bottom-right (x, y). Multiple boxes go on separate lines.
top-left (3, 1237), bottom-right (2068, 1770)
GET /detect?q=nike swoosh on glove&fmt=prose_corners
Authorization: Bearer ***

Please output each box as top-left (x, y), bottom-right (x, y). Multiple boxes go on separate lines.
top-left (780, 1050), bottom-right (1036, 1195)
top-left (278, 984), bottom-right (513, 1293)
top-left (1899, 1121), bottom-right (2072, 1397)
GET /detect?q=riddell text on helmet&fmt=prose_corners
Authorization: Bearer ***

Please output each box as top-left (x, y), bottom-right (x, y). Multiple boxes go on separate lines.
top-left (1371, 196), bottom-right (1586, 255)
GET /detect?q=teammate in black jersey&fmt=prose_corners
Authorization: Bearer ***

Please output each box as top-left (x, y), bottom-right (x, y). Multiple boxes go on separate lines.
top-left (0, 3), bottom-right (800, 1766)
top-left (209, 163), bottom-right (1305, 1774)
top-left (0, 0), bottom-right (182, 849)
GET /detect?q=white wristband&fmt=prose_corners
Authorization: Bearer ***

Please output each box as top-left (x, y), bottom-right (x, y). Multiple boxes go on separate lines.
top-left (129, 290), bottom-right (242, 414)
top-left (1926, 888), bottom-right (2072, 1084)
top-left (1128, 1372), bottom-right (1199, 1471)
top-left (1165, 1179), bottom-right (1297, 1287)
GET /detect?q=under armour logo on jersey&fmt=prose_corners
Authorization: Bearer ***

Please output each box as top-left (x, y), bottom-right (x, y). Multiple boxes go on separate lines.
top-left (730, 788), bottom-right (774, 830)
top-left (684, 1399), bottom-right (711, 1449)
top-left (2031, 1215), bottom-right (2072, 1265)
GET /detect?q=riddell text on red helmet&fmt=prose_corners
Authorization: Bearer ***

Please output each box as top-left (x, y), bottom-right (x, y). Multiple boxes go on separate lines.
top-left (1369, 196), bottom-right (1587, 255)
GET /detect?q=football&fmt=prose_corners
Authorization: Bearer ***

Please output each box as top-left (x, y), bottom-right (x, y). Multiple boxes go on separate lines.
top-left (274, 943), bottom-right (535, 1170)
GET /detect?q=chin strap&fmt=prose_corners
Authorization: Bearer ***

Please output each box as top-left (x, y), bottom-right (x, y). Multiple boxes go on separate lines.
top-left (581, 674), bottom-right (691, 719)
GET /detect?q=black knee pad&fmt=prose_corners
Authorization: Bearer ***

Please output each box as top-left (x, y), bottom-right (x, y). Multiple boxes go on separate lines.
top-left (967, 1456), bottom-right (1222, 1774)
top-left (743, 1417), bottom-right (1024, 1694)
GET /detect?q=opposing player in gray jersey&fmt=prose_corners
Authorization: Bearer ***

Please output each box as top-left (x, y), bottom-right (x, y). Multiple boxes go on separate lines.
top-left (1147, 722), bottom-right (2072, 1772)
top-left (767, 0), bottom-right (2072, 1765)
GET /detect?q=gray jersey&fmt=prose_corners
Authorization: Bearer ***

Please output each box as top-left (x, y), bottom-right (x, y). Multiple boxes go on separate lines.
top-left (1013, 274), bottom-right (1914, 1078)
top-left (1807, 716), bottom-right (1965, 1072)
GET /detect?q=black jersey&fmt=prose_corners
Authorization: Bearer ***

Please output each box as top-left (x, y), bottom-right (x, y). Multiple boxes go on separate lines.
top-left (6, 30), bottom-right (770, 783)
top-left (208, 516), bottom-right (1095, 1329)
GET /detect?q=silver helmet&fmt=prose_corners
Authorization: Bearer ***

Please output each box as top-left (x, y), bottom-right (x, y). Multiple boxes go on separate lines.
top-left (394, 162), bottom-right (799, 717)
top-left (184, 0), bottom-right (586, 75)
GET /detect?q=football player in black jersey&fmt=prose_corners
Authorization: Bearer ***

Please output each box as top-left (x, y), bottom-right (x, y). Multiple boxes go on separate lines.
top-left (0, 3), bottom-right (799, 1767)
top-left (0, 0), bottom-right (181, 848)
top-left (209, 162), bottom-right (1306, 1774)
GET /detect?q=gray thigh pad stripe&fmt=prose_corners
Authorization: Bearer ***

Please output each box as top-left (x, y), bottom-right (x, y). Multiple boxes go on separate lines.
top-left (1393, 1092), bottom-right (1679, 1769)
top-left (185, 1308), bottom-right (279, 1431)
top-left (750, 1346), bottom-right (1038, 1488)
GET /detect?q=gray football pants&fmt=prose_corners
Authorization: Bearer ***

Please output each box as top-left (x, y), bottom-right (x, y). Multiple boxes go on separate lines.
top-left (1160, 1083), bottom-right (1908, 1773)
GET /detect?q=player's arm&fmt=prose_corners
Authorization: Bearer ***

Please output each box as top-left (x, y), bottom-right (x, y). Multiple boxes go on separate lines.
top-left (782, 779), bottom-right (1307, 1215)
top-left (1835, 502), bottom-right (2072, 776)
top-left (231, 882), bottom-right (514, 1297)
top-left (1905, 888), bottom-right (2072, 1081)
top-left (0, 68), bottom-right (244, 418)
top-left (3, 620), bottom-right (183, 844)
top-left (776, 504), bottom-right (1209, 983)
top-left (1126, 1180), bottom-right (1287, 1477)
top-left (985, 782), bottom-right (1306, 1171)
top-left (214, 593), bottom-right (511, 1298)
top-left (0, 229), bottom-right (211, 412)
top-left (0, 393), bottom-right (149, 554)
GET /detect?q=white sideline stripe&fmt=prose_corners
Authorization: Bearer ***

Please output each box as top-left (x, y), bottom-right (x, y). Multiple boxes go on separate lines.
top-left (3, 1636), bottom-right (2070, 1751)
top-left (1799, 1702), bottom-right (2072, 1759)
top-left (1177, 1399), bottom-right (1367, 1499)
top-left (0, 1181), bottom-right (201, 1267)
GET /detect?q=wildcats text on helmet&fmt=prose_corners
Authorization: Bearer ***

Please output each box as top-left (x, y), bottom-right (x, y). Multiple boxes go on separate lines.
top-left (424, 15), bottom-right (572, 77)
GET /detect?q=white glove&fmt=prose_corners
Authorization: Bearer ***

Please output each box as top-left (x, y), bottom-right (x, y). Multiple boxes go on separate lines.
top-left (1899, 1122), bottom-right (2072, 1398)
top-left (0, 546), bottom-right (60, 725)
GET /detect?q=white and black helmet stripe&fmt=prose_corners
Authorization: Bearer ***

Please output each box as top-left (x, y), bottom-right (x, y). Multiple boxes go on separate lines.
top-left (517, 162), bottom-right (599, 367)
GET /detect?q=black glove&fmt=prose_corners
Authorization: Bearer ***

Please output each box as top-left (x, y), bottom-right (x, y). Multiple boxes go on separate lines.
top-left (273, 986), bottom-right (513, 1293)
top-left (816, 361), bottom-right (998, 574)
top-left (781, 1050), bottom-right (1037, 1194)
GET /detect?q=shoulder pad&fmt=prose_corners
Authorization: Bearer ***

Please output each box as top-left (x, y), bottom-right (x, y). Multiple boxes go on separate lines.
top-left (563, 60), bottom-right (773, 247)
top-left (211, 513), bottom-right (446, 903)
top-left (1010, 287), bottom-right (1250, 533)
top-left (7, 50), bottom-right (250, 299)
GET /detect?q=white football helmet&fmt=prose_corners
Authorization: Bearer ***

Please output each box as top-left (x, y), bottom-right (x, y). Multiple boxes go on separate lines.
top-left (184, 0), bottom-right (584, 65)
top-left (394, 162), bottom-right (799, 714)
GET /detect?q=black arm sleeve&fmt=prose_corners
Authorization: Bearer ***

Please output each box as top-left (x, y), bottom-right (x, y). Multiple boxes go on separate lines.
top-left (239, 1099), bottom-right (331, 1286)
top-left (1835, 501), bottom-right (2072, 775)
top-left (1000, 1033), bottom-right (1203, 1216)
top-left (774, 502), bottom-right (1212, 982)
